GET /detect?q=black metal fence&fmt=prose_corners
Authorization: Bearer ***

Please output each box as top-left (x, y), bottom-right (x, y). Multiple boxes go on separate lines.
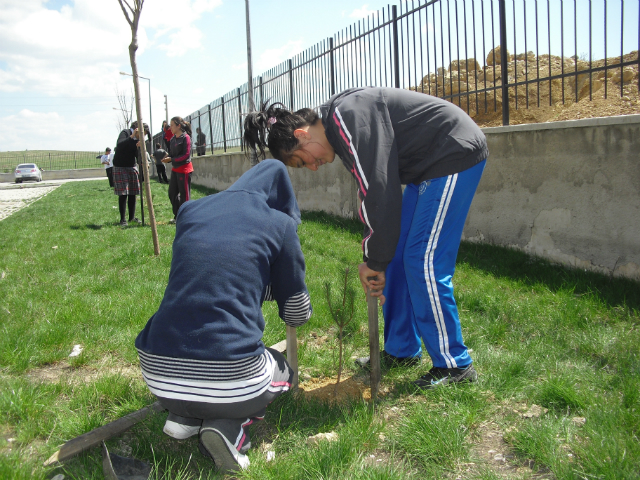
top-left (162, 0), bottom-right (639, 155)
top-left (0, 151), bottom-right (104, 174)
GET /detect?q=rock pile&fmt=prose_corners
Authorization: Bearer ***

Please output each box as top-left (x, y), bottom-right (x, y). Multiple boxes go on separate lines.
top-left (410, 46), bottom-right (639, 126)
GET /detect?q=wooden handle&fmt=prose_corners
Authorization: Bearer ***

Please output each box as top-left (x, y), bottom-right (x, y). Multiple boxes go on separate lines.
top-left (286, 325), bottom-right (298, 390)
top-left (44, 401), bottom-right (163, 466)
top-left (367, 286), bottom-right (380, 400)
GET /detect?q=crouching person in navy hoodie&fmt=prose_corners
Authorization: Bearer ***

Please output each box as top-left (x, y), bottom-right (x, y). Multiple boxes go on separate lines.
top-left (135, 159), bottom-right (312, 474)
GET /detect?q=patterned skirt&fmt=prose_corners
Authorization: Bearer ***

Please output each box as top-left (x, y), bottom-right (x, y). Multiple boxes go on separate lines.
top-left (113, 166), bottom-right (140, 196)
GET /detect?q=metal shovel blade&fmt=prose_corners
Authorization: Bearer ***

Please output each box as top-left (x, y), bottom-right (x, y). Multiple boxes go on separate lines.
top-left (102, 441), bottom-right (151, 480)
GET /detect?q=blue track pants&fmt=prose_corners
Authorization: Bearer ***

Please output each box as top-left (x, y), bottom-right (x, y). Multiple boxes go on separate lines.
top-left (382, 160), bottom-right (486, 369)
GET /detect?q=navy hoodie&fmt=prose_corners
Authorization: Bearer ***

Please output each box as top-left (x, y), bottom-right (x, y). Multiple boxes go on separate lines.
top-left (135, 159), bottom-right (311, 362)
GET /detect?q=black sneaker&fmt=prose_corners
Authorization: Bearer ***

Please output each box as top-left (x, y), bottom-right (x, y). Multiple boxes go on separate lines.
top-left (413, 364), bottom-right (478, 389)
top-left (118, 220), bottom-right (127, 227)
top-left (199, 423), bottom-right (250, 473)
top-left (355, 350), bottom-right (421, 370)
top-left (129, 217), bottom-right (141, 224)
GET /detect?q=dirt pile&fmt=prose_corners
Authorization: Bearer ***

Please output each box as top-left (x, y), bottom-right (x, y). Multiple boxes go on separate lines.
top-left (410, 49), bottom-right (640, 127)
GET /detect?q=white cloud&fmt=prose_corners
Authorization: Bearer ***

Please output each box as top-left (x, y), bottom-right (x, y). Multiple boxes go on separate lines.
top-left (256, 40), bottom-right (304, 73)
top-left (349, 4), bottom-right (379, 19)
top-left (142, 0), bottom-right (222, 55)
top-left (0, 0), bottom-right (222, 96)
top-left (0, 0), bottom-right (222, 150)
top-left (0, 109), bottom-right (114, 151)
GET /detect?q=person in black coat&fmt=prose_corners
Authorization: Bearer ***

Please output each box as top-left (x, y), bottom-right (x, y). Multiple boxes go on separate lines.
top-left (112, 121), bottom-right (149, 226)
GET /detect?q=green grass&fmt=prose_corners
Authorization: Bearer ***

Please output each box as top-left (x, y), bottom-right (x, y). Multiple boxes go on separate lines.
top-left (0, 150), bottom-right (103, 173)
top-left (0, 179), bottom-right (639, 479)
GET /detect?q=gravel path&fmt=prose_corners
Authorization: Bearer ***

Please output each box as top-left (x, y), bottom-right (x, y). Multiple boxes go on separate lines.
top-left (0, 185), bottom-right (59, 221)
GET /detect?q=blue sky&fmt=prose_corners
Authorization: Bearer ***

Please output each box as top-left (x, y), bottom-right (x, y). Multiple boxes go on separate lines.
top-left (0, 0), bottom-right (636, 152)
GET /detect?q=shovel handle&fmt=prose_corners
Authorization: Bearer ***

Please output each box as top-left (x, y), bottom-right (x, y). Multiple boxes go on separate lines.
top-left (367, 277), bottom-right (381, 400)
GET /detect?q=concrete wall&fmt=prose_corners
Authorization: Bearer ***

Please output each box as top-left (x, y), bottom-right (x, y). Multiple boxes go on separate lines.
top-left (169, 152), bottom-right (359, 218)
top-left (167, 114), bottom-right (640, 281)
top-left (0, 167), bottom-right (105, 183)
top-left (465, 114), bottom-right (640, 281)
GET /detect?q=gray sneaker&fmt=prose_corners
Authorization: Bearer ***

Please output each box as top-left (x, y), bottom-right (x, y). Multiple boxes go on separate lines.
top-left (413, 365), bottom-right (478, 389)
top-left (199, 420), bottom-right (250, 473)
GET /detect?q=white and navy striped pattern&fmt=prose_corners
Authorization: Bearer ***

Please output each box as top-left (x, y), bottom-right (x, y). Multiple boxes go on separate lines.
top-left (283, 292), bottom-right (312, 327)
top-left (263, 284), bottom-right (273, 302)
top-left (137, 349), bottom-right (276, 403)
top-left (423, 174), bottom-right (459, 369)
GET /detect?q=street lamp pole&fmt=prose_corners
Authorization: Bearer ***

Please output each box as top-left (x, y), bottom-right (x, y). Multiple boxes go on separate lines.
top-left (120, 71), bottom-right (153, 153)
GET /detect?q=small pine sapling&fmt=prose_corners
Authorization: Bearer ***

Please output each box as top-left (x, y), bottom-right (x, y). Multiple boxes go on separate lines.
top-left (324, 267), bottom-right (357, 396)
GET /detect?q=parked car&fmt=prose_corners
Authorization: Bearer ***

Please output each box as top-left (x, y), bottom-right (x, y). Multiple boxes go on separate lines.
top-left (14, 164), bottom-right (43, 183)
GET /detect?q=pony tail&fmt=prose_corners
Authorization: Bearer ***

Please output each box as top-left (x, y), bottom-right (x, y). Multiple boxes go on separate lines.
top-left (183, 121), bottom-right (192, 138)
top-left (243, 100), bottom-right (316, 162)
top-left (243, 101), bottom-right (271, 160)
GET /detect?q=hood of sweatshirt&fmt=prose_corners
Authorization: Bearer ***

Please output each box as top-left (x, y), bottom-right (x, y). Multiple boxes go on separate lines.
top-left (226, 158), bottom-right (301, 225)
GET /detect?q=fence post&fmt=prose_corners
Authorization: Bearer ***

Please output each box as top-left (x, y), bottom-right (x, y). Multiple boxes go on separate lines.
top-left (392, 5), bottom-right (400, 89)
top-left (221, 97), bottom-right (227, 153)
top-left (237, 88), bottom-right (243, 151)
top-left (258, 76), bottom-right (263, 109)
top-left (208, 104), bottom-right (214, 155)
top-left (288, 59), bottom-right (295, 110)
top-left (74, 152), bottom-right (76, 169)
top-left (329, 37), bottom-right (336, 96)
top-left (498, 0), bottom-right (510, 125)
top-left (49, 152), bottom-right (51, 171)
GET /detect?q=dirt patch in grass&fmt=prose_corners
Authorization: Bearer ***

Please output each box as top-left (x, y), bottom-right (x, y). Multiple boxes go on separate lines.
top-left (25, 360), bottom-right (140, 385)
top-left (299, 375), bottom-right (373, 403)
top-left (465, 420), bottom-right (539, 479)
top-left (458, 398), bottom-right (553, 480)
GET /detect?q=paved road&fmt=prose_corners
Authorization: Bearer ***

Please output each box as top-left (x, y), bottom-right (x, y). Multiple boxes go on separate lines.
top-left (0, 177), bottom-right (105, 221)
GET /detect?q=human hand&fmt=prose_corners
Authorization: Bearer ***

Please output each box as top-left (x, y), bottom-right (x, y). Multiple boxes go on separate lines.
top-left (132, 128), bottom-right (139, 140)
top-left (358, 263), bottom-right (386, 306)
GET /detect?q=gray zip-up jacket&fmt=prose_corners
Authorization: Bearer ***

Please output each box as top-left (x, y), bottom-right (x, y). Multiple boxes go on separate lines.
top-left (320, 87), bottom-right (488, 272)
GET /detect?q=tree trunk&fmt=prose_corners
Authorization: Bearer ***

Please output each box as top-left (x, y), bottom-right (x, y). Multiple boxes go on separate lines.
top-left (128, 25), bottom-right (160, 256)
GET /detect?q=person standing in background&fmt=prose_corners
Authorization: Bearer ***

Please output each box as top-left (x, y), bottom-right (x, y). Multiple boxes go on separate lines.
top-left (153, 142), bottom-right (169, 184)
top-left (113, 121), bottom-right (149, 226)
top-left (101, 147), bottom-right (114, 188)
top-left (196, 127), bottom-right (207, 156)
top-left (162, 120), bottom-right (173, 151)
top-left (162, 116), bottom-right (193, 224)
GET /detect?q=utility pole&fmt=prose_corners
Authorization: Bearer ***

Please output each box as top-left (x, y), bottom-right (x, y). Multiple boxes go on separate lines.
top-left (245, 0), bottom-right (257, 165)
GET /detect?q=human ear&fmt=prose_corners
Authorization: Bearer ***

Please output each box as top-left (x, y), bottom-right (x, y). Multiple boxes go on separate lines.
top-left (293, 128), bottom-right (311, 143)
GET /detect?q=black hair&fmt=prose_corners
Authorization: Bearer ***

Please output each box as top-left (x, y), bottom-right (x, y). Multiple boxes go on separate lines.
top-left (171, 116), bottom-right (192, 138)
top-left (130, 121), bottom-right (150, 137)
top-left (155, 143), bottom-right (161, 149)
top-left (106, 147), bottom-right (111, 152)
top-left (243, 101), bottom-right (320, 162)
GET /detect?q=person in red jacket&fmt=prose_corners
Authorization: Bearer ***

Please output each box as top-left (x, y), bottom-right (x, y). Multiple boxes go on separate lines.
top-left (162, 120), bottom-right (174, 151)
top-left (162, 116), bottom-right (193, 224)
